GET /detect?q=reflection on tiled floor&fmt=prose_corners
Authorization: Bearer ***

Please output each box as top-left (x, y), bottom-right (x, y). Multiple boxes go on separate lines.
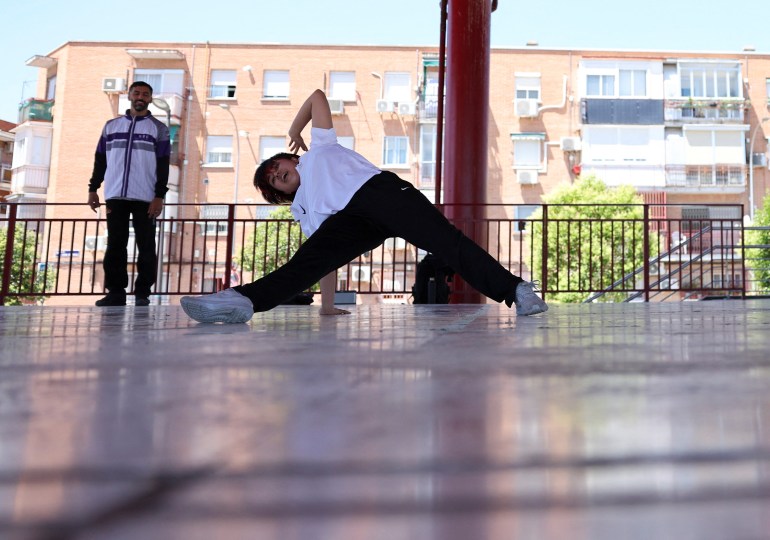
top-left (1, 300), bottom-right (770, 539)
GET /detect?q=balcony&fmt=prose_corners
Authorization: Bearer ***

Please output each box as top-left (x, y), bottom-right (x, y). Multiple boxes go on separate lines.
top-left (418, 96), bottom-right (443, 122)
top-left (664, 99), bottom-right (746, 124)
top-left (665, 164), bottom-right (745, 190)
top-left (581, 98), bottom-right (664, 125)
top-left (10, 165), bottom-right (50, 194)
top-left (18, 99), bottom-right (53, 123)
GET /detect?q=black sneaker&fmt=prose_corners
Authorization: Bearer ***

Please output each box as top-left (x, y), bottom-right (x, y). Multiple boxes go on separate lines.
top-left (95, 294), bottom-right (126, 307)
top-left (135, 296), bottom-right (151, 306)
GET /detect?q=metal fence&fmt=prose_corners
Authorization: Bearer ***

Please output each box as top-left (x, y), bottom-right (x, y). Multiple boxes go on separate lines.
top-left (2, 202), bottom-right (768, 305)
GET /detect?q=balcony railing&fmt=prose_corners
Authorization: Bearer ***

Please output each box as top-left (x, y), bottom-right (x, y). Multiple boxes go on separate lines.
top-left (664, 98), bottom-right (746, 123)
top-left (666, 164), bottom-right (745, 188)
top-left (1, 203), bottom-right (764, 306)
top-left (418, 96), bottom-right (443, 121)
top-left (18, 99), bottom-right (54, 123)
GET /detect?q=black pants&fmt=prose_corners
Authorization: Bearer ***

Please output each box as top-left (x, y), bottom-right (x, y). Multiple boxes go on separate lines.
top-left (103, 199), bottom-right (157, 298)
top-left (235, 172), bottom-right (522, 312)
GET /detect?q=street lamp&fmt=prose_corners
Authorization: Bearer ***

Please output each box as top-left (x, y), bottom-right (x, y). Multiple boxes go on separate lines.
top-left (219, 103), bottom-right (241, 212)
top-left (240, 130), bottom-right (257, 163)
top-left (748, 116), bottom-right (769, 221)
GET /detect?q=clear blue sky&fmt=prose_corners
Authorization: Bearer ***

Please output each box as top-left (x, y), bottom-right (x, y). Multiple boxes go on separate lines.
top-left (1, 0), bottom-right (768, 123)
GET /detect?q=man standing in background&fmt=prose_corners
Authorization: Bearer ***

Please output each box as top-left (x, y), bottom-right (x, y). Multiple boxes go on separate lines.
top-left (87, 81), bottom-right (170, 306)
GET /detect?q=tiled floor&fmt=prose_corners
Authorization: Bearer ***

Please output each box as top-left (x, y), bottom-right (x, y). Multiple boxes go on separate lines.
top-left (1, 300), bottom-right (770, 539)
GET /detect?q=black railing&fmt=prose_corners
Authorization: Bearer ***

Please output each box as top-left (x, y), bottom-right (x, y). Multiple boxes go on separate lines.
top-left (1, 203), bottom-right (764, 305)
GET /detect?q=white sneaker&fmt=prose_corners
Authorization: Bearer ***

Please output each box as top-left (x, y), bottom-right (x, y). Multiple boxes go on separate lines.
top-left (514, 281), bottom-right (548, 316)
top-left (180, 288), bottom-right (254, 323)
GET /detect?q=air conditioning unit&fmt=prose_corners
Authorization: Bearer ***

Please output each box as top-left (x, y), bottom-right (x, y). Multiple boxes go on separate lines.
top-left (752, 153), bottom-right (767, 167)
top-left (397, 102), bottom-right (416, 115)
top-left (516, 99), bottom-right (539, 118)
top-left (102, 78), bottom-right (126, 93)
top-left (560, 137), bottom-right (582, 152)
top-left (376, 99), bottom-right (395, 113)
top-left (85, 235), bottom-right (108, 251)
top-left (351, 265), bottom-right (371, 282)
top-left (328, 99), bottom-right (345, 115)
top-left (517, 170), bottom-right (539, 184)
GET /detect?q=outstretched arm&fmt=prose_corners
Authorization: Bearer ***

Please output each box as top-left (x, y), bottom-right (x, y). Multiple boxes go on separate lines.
top-left (288, 89), bottom-right (333, 153)
top-left (319, 271), bottom-right (349, 316)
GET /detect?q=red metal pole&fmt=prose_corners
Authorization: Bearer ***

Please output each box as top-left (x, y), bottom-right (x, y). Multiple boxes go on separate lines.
top-left (434, 0), bottom-right (448, 206)
top-left (1, 204), bottom-right (17, 305)
top-left (443, 0), bottom-right (493, 303)
top-left (223, 203), bottom-right (235, 289)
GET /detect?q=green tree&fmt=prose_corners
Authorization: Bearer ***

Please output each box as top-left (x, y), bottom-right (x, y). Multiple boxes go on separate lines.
top-left (236, 206), bottom-right (305, 277)
top-left (529, 175), bottom-right (655, 303)
top-left (746, 195), bottom-right (770, 293)
top-left (0, 225), bottom-right (53, 305)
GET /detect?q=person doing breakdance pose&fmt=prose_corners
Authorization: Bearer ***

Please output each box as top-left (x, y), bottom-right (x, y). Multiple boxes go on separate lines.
top-left (180, 89), bottom-right (547, 323)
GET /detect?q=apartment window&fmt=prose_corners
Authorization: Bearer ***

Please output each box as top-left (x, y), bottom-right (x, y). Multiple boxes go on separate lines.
top-left (586, 127), bottom-right (652, 163)
top-left (383, 136), bottom-right (409, 167)
top-left (586, 74), bottom-right (615, 97)
top-left (421, 70), bottom-right (441, 119)
top-left (206, 136), bottom-right (233, 165)
top-left (679, 63), bottom-right (740, 98)
top-left (134, 69), bottom-right (184, 95)
top-left (46, 75), bottom-right (57, 100)
top-left (329, 72), bottom-right (356, 102)
top-left (259, 136), bottom-right (286, 162)
top-left (209, 69), bottom-right (237, 98)
top-left (420, 125), bottom-right (436, 186)
top-left (12, 138), bottom-right (25, 168)
top-left (619, 70), bottom-right (646, 97)
top-left (384, 73), bottom-right (412, 103)
top-left (203, 222), bottom-right (229, 235)
top-left (765, 78), bottom-right (770, 103)
top-left (263, 70), bottom-right (289, 99)
top-left (510, 134), bottom-right (543, 168)
top-left (515, 74), bottom-right (541, 101)
top-left (337, 136), bottom-right (354, 150)
top-left (514, 205), bottom-right (539, 232)
top-left (514, 205), bottom-right (539, 220)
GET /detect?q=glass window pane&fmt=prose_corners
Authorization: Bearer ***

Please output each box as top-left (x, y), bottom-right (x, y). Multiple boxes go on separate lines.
top-left (587, 75), bottom-right (600, 96)
top-left (383, 136), bottom-right (408, 166)
top-left (329, 72), bottom-right (356, 101)
top-left (634, 70), bottom-right (646, 96)
top-left (515, 75), bottom-right (541, 101)
top-left (210, 69), bottom-right (237, 98)
top-left (259, 136), bottom-right (286, 161)
top-left (207, 135), bottom-right (233, 164)
top-left (513, 140), bottom-right (540, 166)
top-left (263, 70), bottom-right (290, 98)
top-left (602, 75), bottom-right (615, 96)
top-left (619, 71), bottom-right (632, 96)
top-left (384, 73), bottom-right (411, 102)
top-left (692, 70), bottom-right (705, 97)
top-left (680, 69), bottom-right (692, 97)
top-left (337, 136), bottom-right (354, 150)
top-left (420, 125), bottom-right (435, 162)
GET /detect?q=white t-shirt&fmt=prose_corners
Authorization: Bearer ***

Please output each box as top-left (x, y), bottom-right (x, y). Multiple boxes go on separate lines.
top-left (291, 127), bottom-right (381, 237)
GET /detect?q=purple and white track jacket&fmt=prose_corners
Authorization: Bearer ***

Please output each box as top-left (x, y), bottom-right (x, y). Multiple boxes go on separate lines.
top-left (88, 110), bottom-right (170, 202)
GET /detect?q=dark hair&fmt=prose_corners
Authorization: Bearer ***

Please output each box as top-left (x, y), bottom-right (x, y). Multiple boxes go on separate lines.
top-left (129, 80), bottom-right (153, 94)
top-left (254, 152), bottom-right (299, 204)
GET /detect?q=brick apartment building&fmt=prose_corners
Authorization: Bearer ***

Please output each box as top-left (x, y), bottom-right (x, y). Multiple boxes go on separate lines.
top-left (6, 41), bottom-right (770, 302)
top-left (0, 119), bottom-right (15, 208)
top-left (13, 41), bottom-right (770, 216)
